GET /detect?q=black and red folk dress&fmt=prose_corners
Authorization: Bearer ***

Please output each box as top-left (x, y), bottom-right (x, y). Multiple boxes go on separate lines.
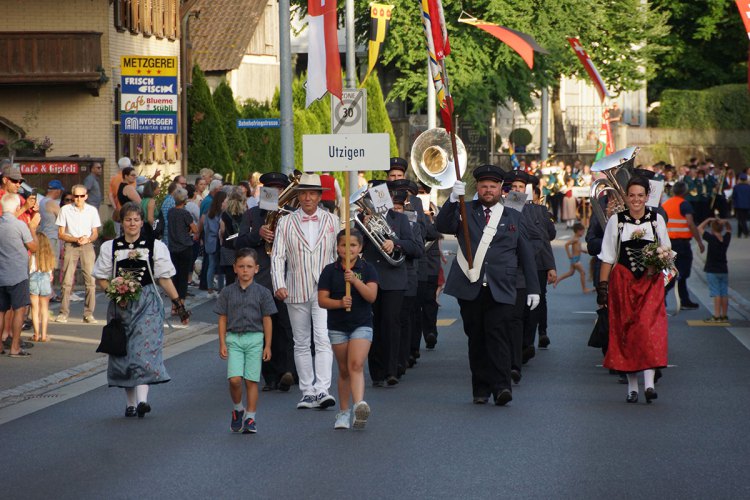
top-left (599, 208), bottom-right (672, 373)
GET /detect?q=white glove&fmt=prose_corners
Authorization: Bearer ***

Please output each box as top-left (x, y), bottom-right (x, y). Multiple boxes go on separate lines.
top-left (527, 294), bottom-right (540, 311)
top-left (450, 181), bottom-right (466, 203)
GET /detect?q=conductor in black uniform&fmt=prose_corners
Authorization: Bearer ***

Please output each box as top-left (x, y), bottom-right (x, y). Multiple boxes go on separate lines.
top-left (435, 165), bottom-right (539, 406)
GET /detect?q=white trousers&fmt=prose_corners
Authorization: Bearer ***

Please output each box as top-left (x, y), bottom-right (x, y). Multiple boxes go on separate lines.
top-left (286, 298), bottom-right (332, 396)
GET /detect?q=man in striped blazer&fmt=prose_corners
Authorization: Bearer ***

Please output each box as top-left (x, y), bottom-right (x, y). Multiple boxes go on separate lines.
top-left (271, 173), bottom-right (339, 410)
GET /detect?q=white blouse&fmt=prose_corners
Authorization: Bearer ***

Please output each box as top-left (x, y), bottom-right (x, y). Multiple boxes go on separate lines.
top-left (93, 239), bottom-right (177, 280)
top-left (598, 213), bottom-right (671, 265)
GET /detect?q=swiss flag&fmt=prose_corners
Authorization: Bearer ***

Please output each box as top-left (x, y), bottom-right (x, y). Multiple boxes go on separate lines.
top-left (306, 0), bottom-right (343, 107)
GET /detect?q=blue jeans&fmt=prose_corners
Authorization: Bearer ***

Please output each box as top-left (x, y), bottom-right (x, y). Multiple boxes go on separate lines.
top-left (206, 251), bottom-right (224, 290)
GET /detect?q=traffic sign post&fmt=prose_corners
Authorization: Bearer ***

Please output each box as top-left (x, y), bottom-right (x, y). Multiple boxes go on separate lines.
top-left (331, 88), bottom-right (367, 135)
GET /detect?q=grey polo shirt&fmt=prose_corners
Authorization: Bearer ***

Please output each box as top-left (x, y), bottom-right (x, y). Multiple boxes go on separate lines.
top-left (0, 214), bottom-right (32, 286)
top-left (213, 281), bottom-right (277, 333)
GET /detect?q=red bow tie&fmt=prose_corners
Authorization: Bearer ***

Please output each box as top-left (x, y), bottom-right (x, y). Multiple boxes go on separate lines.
top-left (302, 214), bottom-right (319, 222)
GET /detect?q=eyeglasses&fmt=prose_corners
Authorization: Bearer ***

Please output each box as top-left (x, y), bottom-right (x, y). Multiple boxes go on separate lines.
top-left (63, 198), bottom-right (74, 203)
top-left (73, 194), bottom-right (86, 198)
top-left (9, 179), bottom-right (22, 184)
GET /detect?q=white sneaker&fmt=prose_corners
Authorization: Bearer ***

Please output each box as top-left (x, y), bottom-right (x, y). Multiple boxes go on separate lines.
top-left (352, 401), bottom-right (370, 430)
top-left (334, 410), bottom-right (351, 430)
top-left (69, 292), bottom-right (84, 302)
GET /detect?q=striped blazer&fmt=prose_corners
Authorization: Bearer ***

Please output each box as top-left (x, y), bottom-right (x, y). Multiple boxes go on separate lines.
top-left (271, 207), bottom-right (339, 303)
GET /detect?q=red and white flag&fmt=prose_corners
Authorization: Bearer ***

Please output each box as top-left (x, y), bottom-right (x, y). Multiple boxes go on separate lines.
top-left (567, 37), bottom-right (610, 103)
top-left (306, 0), bottom-right (342, 107)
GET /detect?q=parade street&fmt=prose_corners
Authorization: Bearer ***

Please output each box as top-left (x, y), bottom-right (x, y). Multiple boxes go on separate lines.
top-left (2, 231), bottom-right (750, 499)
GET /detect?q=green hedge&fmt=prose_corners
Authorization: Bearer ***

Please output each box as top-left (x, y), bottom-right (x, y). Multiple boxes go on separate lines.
top-left (213, 81), bottom-right (251, 179)
top-left (187, 66), bottom-right (234, 175)
top-left (659, 84), bottom-right (750, 129)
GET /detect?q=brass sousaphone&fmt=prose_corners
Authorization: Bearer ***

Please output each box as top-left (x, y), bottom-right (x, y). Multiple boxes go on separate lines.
top-left (409, 128), bottom-right (468, 189)
top-left (590, 146), bottom-right (639, 227)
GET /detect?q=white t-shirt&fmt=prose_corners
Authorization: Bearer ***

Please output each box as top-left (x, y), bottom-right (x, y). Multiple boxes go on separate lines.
top-left (55, 203), bottom-right (102, 239)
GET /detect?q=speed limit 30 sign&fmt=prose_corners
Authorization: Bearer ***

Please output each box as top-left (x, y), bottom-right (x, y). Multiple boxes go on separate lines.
top-left (331, 88), bottom-right (367, 134)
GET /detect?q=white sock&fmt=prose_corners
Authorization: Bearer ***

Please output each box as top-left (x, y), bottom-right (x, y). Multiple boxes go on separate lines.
top-left (643, 369), bottom-right (655, 390)
top-left (125, 388), bottom-right (136, 407)
top-left (246, 411), bottom-right (256, 420)
top-left (234, 403), bottom-right (244, 412)
top-left (136, 384), bottom-right (149, 404)
top-left (627, 373), bottom-right (639, 394)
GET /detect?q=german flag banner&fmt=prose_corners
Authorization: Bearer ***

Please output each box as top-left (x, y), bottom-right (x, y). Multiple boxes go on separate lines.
top-left (361, 3), bottom-right (394, 86)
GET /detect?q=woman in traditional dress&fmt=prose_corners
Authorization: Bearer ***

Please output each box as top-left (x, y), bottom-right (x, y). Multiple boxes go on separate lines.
top-left (93, 202), bottom-right (190, 418)
top-left (596, 176), bottom-right (671, 404)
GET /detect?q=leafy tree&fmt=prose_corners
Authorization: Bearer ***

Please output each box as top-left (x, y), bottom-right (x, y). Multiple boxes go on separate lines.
top-left (292, 0), bottom-right (669, 152)
top-left (186, 65), bottom-right (233, 175)
top-left (363, 69), bottom-right (399, 157)
top-left (241, 98), bottom-right (281, 174)
top-left (648, 0), bottom-right (747, 101)
top-left (213, 81), bottom-right (251, 178)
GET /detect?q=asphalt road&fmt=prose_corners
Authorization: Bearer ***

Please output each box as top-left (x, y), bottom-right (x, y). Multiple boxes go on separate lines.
top-left (2, 234), bottom-right (750, 499)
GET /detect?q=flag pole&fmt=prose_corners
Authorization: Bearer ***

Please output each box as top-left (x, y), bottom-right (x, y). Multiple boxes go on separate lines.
top-left (344, 175), bottom-right (352, 312)
top-left (438, 59), bottom-right (473, 268)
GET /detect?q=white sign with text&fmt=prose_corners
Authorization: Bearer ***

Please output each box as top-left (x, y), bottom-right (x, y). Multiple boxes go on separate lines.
top-left (302, 133), bottom-right (390, 172)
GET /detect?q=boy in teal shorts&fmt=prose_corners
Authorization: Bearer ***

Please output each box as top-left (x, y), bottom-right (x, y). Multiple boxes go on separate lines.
top-left (215, 248), bottom-right (276, 433)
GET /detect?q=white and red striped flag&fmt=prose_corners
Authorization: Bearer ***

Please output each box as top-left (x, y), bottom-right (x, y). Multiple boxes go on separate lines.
top-left (567, 37), bottom-right (610, 103)
top-left (420, 0), bottom-right (453, 131)
top-left (306, 0), bottom-right (343, 107)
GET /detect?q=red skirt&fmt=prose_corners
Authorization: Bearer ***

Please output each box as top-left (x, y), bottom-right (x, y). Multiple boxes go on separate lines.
top-left (603, 264), bottom-right (668, 372)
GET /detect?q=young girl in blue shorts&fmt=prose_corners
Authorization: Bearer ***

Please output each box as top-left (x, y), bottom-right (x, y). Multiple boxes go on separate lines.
top-left (319, 230), bottom-right (379, 430)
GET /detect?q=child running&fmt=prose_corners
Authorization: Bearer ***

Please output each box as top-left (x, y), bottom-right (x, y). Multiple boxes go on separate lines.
top-left (215, 248), bottom-right (276, 434)
top-left (555, 222), bottom-right (594, 293)
top-left (698, 217), bottom-right (732, 322)
top-left (29, 232), bottom-right (55, 342)
top-left (318, 230), bottom-right (378, 430)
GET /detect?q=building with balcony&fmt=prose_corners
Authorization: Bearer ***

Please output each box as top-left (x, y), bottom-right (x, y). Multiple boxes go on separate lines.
top-left (0, 0), bottom-right (183, 217)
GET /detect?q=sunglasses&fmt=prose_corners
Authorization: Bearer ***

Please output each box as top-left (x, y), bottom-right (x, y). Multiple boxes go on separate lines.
top-left (63, 198), bottom-right (74, 203)
top-left (73, 194), bottom-right (86, 198)
top-left (9, 179), bottom-right (23, 184)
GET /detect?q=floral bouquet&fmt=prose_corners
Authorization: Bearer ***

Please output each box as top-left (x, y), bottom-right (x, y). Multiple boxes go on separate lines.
top-left (641, 242), bottom-right (678, 284)
top-left (105, 271), bottom-right (142, 307)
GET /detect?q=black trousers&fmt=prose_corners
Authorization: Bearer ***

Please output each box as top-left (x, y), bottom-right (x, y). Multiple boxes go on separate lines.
top-left (737, 208), bottom-right (749, 237)
top-left (369, 290), bottom-right (404, 382)
top-left (458, 287), bottom-right (515, 398)
top-left (665, 238), bottom-right (693, 303)
top-left (524, 270), bottom-right (549, 348)
top-left (413, 280), bottom-right (439, 352)
top-left (398, 295), bottom-right (416, 374)
top-left (509, 288), bottom-right (526, 371)
top-left (170, 247), bottom-right (193, 300)
top-left (261, 299), bottom-right (296, 384)
top-left (221, 264), bottom-right (236, 286)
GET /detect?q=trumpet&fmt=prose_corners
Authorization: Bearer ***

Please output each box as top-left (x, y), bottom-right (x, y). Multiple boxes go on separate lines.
top-left (349, 186), bottom-right (405, 266)
top-left (265, 170), bottom-right (302, 254)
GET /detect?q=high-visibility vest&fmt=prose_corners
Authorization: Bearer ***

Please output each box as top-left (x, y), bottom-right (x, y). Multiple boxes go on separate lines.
top-left (663, 196), bottom-right (691, 239)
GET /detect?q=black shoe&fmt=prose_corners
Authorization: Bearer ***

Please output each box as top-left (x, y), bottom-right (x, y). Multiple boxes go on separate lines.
top-left (262, 382), bottom-right (276, 392)
top-left (136, 402), bottom-right (151, 418)
top-left (125, 406), bottom-right (137, 418)
top-left (654, 368), bottom-right (663, 384)
top-left (681, 301), bottom-right (700, 310)
top-left (413, 350), bottom-right (421, 359)
top-left (521, 346), bottom-right (535, 364)
top-left (495, 389), bottom-right (513, 406)
top-left (473, 396), bottom-right (489, 404)
top-left (372, 380), bottom-right (385, 388)
top-left (407, 356), bottom-right (417, 368)
top-left (386, 375), bottom-right (399, 386)
top-left (278, 372), bottom-right (294, 392)
top-left (618, 374), bottom-right (628, 384)
top-left (22, 320), bottom-right (33, 331)
top-left (425, 333), bottom-right (437, 349)
top-left (510, 369), bottom-right (521, 384)
top-left (626, 391), bottom-right (638, 403)
top-left (645, 387), bottom-right (658, 404)
top-left (538, 334), bottom-right (550, 349)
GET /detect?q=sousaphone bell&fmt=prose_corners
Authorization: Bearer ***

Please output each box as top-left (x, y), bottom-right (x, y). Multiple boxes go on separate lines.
top-left (410, 128), bottom-right (468, 189)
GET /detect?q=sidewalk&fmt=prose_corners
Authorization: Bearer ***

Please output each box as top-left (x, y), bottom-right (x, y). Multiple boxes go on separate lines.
top-left (0, 285), bottom-right (218, 405)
